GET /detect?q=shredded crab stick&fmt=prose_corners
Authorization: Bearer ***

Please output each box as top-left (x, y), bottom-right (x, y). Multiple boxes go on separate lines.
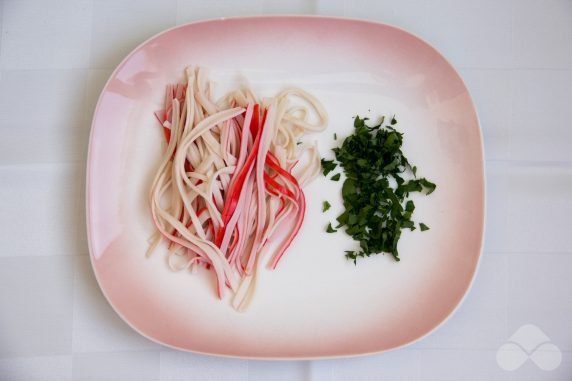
top-left (148, 66), bottom-right (327, 310)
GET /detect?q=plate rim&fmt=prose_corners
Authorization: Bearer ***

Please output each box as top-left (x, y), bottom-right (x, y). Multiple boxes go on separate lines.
top-left (85, 14), bottom-right (487, 360)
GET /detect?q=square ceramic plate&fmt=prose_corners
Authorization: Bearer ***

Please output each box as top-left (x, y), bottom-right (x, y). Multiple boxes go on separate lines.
top-left (87, 16), bottom-right (485, 359)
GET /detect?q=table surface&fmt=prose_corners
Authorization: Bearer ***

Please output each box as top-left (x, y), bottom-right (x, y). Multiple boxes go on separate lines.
top-left (1, 1), bottom-right (571, 380)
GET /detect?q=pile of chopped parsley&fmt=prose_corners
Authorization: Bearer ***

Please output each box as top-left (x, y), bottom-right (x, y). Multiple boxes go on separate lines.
top-left (322, 115), bottom-right (436, 264)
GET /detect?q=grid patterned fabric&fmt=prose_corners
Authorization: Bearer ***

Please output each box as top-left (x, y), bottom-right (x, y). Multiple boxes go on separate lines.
top-left (0, 0), bottom-right (571, 380)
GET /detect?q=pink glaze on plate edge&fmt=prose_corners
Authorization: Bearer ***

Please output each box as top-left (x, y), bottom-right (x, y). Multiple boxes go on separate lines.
top-left (86, 15), bottom-right (486, 359)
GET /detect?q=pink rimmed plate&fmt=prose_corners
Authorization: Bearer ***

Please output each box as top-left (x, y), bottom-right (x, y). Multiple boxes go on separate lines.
top-left (87, 16), bottom-right (485, 359)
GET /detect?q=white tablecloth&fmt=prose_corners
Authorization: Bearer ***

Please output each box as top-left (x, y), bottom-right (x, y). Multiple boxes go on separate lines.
top-left (1, 1), bottom-right (571, 380)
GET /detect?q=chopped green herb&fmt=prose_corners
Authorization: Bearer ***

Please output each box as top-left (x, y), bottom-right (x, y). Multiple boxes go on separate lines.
top-left (334, 133), bottom-right (337, 140)
top-left (321, 159), bottom-right (337, 176)
top-left (324, 114), bottom-right (436, 263)
top-left (420, 223), bottom-right (430, 231)
top-left (354, 116), bottom-right (368, 128)
top-left (419, 178), bottom-right (436, 195)
top-left (345, 251), bottom-right (359, 265)
top-left (326, 223), bottom-right (337, 233)
top-left (322, 201), bottom-right (331, 212)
